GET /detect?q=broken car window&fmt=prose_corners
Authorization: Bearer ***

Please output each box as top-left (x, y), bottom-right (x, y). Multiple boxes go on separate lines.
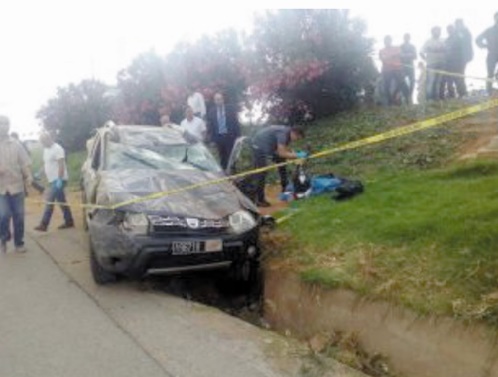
top-left (105, 142), bottom-right (222, 173)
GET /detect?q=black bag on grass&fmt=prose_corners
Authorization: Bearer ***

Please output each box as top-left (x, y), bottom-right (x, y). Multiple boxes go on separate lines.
top-left (332, 179), bottom-right (364, 201)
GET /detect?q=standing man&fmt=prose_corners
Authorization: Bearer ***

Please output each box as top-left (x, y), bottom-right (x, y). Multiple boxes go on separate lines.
top-left (251, 126), bottom-right (305, 207)
top-left (0, 115), bottom-right (32, 253)
top-left (401, 33), bottom-right (418, 99)
top-left (421, 27), bottom-right (446, 101)
top-left (34, 133), bottom-right (74, 232)
top-left (441, 25), bottom-right (462, 99)
top-left (379, 36), bottom-right (411, 105)
top-left (10, 132), bottom-right (31, 156)
top-left (207, 93), bottom-right (241, 170)
top-left (180, 106), bottom-right (207, 142)
top-left (476, 12), bottom-right (498, 95)
top-left (455, 19), bottom-right (473, 96)
top-left (187, 86), bottom-right (206, 119)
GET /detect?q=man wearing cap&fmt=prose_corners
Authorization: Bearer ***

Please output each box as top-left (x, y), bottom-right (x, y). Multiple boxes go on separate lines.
top-left (0, 115), bottom-right (32, 253)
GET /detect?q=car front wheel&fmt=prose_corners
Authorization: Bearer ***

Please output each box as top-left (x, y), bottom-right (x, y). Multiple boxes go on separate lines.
top-left (230, 258), bottom-right (259, 284)
top-left (90, 242), bottom-right (118, 285)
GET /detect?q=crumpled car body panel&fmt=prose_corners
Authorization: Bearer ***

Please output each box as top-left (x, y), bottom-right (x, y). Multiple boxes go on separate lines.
top-left (96, 168), bottom-right (257, 218)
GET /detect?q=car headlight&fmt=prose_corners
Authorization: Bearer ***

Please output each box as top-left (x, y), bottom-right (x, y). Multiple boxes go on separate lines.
top-left (122, 213), bottom-right (148, 234)
top-left (229, 210), bottom-right (257, 234)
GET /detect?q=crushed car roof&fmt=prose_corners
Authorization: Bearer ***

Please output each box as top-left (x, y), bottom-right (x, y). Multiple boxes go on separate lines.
top-left (106, 125), bottom-right (189, 146)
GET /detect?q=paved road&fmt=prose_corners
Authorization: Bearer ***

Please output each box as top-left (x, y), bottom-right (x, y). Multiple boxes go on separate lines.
top-left (0, 237), bottom-right (167, 377)
top-left (0, 208), bottom-right (365, 377)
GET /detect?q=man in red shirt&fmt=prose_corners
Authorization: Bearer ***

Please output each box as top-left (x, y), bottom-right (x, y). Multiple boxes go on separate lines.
top-left (379, 36), bottom-right (411, 105)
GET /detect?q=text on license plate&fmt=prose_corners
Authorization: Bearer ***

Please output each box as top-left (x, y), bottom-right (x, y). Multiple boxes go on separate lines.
top-left (172, 240), bottom-right (222, 255)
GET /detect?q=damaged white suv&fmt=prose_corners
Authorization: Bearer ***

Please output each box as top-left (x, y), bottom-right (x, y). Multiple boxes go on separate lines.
top-left (81, 124), bottom-right (262, 285)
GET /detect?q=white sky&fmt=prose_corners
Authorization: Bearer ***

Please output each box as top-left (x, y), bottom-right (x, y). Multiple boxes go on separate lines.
top-left (0, 1), bottom-right (496, 138)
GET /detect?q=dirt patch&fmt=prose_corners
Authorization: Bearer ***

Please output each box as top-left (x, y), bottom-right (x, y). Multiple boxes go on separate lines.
top-left (456, 108), bottom-right (498, 159)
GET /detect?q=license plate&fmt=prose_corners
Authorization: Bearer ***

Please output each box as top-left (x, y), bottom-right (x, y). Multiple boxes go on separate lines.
top-left (205, 239), bottom-right (223, 253)
top-left (171, 240), bottom-right (222, 255)
top-left (172, 242), bottom-right (201, 255)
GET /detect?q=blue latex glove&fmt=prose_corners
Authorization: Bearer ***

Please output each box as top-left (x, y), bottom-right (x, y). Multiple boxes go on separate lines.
top-left (295, 151), bottom-right (308, 159)
top-left (53, 178), bottom-right (64, 191)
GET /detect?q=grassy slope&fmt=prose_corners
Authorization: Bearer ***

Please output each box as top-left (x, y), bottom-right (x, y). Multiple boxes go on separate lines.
top-left (272, 100), bottom-right (498, 325)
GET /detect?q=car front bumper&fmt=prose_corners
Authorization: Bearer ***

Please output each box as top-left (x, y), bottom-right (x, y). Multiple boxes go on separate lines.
top-left (88, 220), bottom-right (260, 277)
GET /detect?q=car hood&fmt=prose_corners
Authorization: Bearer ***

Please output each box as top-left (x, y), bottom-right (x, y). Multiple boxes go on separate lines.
top-left (96, 169), bottom-right (257, 219)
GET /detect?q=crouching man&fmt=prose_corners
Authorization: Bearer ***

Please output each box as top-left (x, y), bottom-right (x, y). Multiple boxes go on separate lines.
top-left (251, 125), bottom-right (306, 207)
top-left (34, 133), bottom-right (74, 232)
top-left (0, 116), bottom-right (32, 253)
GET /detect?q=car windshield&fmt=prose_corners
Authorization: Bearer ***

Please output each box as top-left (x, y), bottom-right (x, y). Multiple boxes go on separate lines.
top-left (105, 141), bottom-right (222, 173)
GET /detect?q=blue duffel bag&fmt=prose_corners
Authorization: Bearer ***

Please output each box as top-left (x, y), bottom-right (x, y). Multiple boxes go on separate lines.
top-left (310, 174), bottom-right (343, 195)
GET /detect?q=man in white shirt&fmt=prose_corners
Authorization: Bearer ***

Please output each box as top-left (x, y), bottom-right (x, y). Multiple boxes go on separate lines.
top-left (34, 133), bottom-right (74, 232)
top-left (180, 106), bottom-right (206, 143)
top-left (187, 87), bottom-right (206, 119)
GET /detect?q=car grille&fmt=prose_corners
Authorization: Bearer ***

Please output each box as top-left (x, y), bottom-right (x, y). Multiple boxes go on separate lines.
top-left (148, 215), bottom-right (229, 235)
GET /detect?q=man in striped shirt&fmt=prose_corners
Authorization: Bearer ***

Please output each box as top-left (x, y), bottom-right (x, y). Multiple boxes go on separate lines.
top-left (0, 116), bottom-right (32, 253)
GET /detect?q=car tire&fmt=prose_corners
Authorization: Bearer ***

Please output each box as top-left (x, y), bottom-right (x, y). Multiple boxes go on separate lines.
top-left (81, 191), bottom-right (88, 232)
top-left (90, 241), bottom-right (118, 285)
top-left (230, 258), bottom-right (259, 284)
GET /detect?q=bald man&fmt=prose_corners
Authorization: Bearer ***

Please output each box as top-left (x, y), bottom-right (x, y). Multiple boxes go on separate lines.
top-left (34, 133), bottom-right (74, 232)
top-left (0, 116), bottom-right (32, 253)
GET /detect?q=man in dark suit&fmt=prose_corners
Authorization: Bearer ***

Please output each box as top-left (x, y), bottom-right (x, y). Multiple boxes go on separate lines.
top-left (207, 92), bottom-right (240, 170)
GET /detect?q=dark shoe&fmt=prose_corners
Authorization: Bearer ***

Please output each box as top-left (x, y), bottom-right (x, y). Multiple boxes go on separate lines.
top-left (15, 246), bottom-right (27, 253)
top-left (58, 223), bottom-right (75, 230)
top-left (257, 200), bottom-right (271, 208)
top-left (34, 224), bottom-right (48, 232)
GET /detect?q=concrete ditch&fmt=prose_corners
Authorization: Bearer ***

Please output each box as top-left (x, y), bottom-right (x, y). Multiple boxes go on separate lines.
top-left (264, 268), bottom-right (498, 377)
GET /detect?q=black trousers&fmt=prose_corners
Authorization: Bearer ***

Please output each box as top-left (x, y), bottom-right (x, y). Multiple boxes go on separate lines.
top-left (455, 61), bottom-right (468, 97)
top-left (252, 149), bottom-right (288, 202)
top-left (441, 60), bottom-right (467, 99)
top-left (215, 136), bottom-right (236, 170)
top-left (486, 54), bottom-right (498, 95)
top-left (382, 70), bottom-right (411, 105)
top-left (404, 67), bottom-right (415, 98)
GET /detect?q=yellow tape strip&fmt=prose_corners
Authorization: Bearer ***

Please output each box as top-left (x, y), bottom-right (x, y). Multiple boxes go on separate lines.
top-left (405, 63), bottom-right (497, 83)
top-left (28, 99), bottom-right (498, 211)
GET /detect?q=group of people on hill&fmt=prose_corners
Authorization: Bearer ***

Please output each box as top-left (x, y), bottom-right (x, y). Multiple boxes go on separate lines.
top-left (379, 12), bottom-right (498, 105)
top-left (159, 89), bottom-right (241, 170)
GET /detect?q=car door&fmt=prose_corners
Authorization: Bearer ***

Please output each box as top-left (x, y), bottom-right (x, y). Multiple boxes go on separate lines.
top-left (226, 136), bottom-right (258, 200)
top-left (82, 133), bottom-right (104, 206)
top-left (226, 136), bottom-right (252, 176)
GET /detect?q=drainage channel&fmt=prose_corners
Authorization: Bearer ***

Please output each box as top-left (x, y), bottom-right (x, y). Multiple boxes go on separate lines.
top-left (143, 270), bottom-right (266, 327)
top-left (139, 269), bottom-right (399, 377)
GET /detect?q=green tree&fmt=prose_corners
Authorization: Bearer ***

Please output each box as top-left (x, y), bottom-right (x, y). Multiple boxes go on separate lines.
top-left (247, 9), bottom-right (377, 123)
top-left (114, 51), bottom-right (165, 125)
top-left (37, 79), bottom-right (112, 152)
top-left (113, 30), bottom-right (247, 125)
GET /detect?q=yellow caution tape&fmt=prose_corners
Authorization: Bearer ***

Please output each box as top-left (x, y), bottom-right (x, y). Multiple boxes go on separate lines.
top-left (28, 98), bottom-right (498, 211)
top-left (406, 63), bottom-right (497, 83)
